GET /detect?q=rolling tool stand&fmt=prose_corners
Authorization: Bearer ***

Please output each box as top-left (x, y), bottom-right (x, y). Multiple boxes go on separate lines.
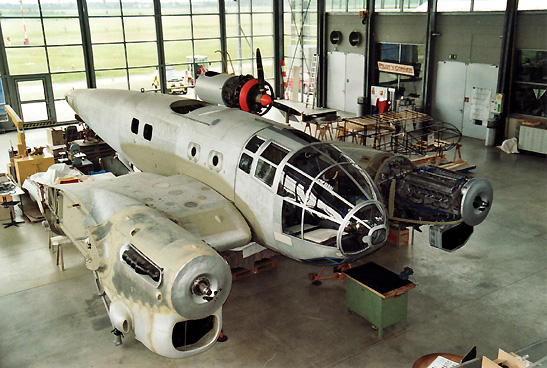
top-left (308, 263), bottom-right (352, 286)
top-left (2, 199), bottom-right (24, 228)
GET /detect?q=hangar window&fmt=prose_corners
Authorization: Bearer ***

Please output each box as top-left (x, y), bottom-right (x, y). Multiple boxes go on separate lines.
top-left (131, 118), bottom-right (139, 134)
top-left (512, 49), bottom-right (547, 118)
top-left (377, 43), bottom-right (424, 112)
top-left (143, 124), bottom-right (153, 141)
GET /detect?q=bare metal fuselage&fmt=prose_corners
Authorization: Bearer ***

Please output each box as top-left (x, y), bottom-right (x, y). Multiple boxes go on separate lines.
top-left (67, 89), bottom-right (388, 264)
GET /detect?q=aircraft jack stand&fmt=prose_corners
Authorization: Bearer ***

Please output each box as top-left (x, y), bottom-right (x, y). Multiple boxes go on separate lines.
top-left (217, 330), bottom-right (228, 342)
top-left (112, 328), bottom-right (123, 346)
top-left (308, 263), bottom-right (351, 286)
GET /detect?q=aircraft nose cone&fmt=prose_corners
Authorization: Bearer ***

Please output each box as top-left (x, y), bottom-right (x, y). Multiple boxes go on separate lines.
top-left (171, 254), bottom-right (232, 320)
top-left (460, 178), bottom-right (493, 226)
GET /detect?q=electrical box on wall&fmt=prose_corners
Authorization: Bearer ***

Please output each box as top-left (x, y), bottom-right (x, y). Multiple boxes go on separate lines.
top-left (449, 54), bottom-right (457, 60)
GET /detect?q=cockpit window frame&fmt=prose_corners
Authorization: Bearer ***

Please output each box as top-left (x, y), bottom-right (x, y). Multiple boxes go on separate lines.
top-left (278, 143), bottom-right (385, 252)
top-left (245, 135), bottom-right (266, 153)
top-left (253, 141), bottom-right (290, 187)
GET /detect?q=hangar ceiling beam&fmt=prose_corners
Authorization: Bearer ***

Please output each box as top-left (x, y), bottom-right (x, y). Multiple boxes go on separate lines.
top-left (317, 0), bottom-right (326, 107)
top-left (76, 0), bottom-right (96, 88)
top-left (153, 0), bottom-right (167, 94)
top-left (422, 0), bottom-right (438, 115)
top-left (274, 1), bottom-right (285, 99)
top-left (496, 0), bottom-right (519, 145)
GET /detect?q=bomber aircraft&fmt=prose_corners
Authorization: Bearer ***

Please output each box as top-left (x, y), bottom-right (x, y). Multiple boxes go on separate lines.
top-left (37, 55), bottom-right (492, 358)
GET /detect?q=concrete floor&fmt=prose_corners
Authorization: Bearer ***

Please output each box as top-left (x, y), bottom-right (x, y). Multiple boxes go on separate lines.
top-left (0, 130), bottom-right (545, 367)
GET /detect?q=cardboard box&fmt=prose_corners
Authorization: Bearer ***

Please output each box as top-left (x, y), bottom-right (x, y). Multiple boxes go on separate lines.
top-left (481, 349), bottom-right (529, 368)
top-left (13, 154), bottom-right (55, 184)
top-left (47, 128), bottom-right (64, 146)
top-left (388, 225), bottom-right (409, 247)
top-left (0, 194), bottom-right (13, 221)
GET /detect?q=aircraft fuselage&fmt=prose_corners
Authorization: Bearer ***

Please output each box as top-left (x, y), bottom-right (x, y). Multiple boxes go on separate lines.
top-left (67, 89), bottom-right (388, 265)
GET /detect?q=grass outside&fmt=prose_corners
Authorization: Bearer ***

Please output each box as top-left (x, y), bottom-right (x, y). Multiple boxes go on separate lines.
top-left (1, 12), bottom-right (274, 77)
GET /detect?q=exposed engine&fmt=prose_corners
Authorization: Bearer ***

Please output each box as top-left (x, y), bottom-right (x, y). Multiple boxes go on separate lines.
top-left (336, 144), bottom-right (493, 251)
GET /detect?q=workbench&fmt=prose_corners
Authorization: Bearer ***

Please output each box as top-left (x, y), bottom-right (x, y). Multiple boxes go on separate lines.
top-left (343, 262), bottom-right (416, 338)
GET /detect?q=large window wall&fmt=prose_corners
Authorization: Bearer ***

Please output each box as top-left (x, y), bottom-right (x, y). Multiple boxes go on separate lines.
top-left (88, 0), bottom-right (158, 91)
top-left (225, 0), bottom-right (274, 81)
top-left (284, 0), bottom-right (317, 101)
top-left (375, 0), bottom-right (547, 12)
top-left (1, 0), bottom-right (545, 128)
top-left (1, 0), bottom-right (86, 122)
top-left (0, 0), bottom-right (274, 125)
top-left (161, 0), bottom-right (222, 89)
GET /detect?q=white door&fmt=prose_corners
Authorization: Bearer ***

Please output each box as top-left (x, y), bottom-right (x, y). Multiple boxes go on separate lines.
top-left (345, 53), bottom-right (365, 115)
top-left (462, 63), bottom-right (499, 139)
top-left (327, 52), bottom-right (346, 112)
top-left (432, 61), bottom-right (467, 132)
top-left (327, 52), bottom-right (365, 115)
top-left (433, 61), bottom-right (499, 140)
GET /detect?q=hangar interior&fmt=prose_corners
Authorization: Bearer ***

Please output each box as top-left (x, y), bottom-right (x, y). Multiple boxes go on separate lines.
top-left (0, 0), bottom-right (546, 367)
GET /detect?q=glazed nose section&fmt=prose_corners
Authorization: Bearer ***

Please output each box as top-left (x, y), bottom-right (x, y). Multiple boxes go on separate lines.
top-left (338, 200), bottom-right (388, 256)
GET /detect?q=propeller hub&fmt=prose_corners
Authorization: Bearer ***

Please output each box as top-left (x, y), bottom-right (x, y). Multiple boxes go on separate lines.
top-left (260, 94), bottom-right (272, 107)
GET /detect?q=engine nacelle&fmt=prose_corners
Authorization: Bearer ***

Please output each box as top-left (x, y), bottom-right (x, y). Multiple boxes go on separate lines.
top-left (195, 71), bottom-right (272, 115)
top-left (87, 189), bottom-right (231, 358)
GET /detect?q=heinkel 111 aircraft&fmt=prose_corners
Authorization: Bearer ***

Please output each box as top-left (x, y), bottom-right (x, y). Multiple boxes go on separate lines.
top-left (37, 66), bottom-right (491, 358)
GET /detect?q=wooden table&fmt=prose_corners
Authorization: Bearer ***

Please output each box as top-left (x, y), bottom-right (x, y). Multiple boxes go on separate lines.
top-left (340, 110), bottom-right (433, 149)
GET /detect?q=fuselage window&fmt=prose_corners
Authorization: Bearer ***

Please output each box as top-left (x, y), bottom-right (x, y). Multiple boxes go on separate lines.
top-left (131, 118), bottom-right (139, 134)
top-left (143, 124), bottom-right (153, 141)
top-left (245, 136), bottom-right (265, 153)
top-left (254, 142), bottom-right (289, 187)
top-left (255, 159), bottom-right (276, 186)
top-left (239, 153), bottom-right (253, 174)
top-left (261, 142), bottom-right (289, 165)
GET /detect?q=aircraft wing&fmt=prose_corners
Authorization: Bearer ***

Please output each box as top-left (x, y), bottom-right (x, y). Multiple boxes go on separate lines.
top-left (49, 171), bottom-right (252, 259)
top-left (38, 171), bottom-right (251, 358)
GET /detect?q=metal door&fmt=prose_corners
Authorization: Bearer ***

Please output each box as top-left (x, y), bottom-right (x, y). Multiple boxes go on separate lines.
top-left (9, 74), bottom-right (56, 127)
top-left (327, 51), bottom-right (346, 112)
top-left (327, 52), bottom-right (365, 115)
top-left (462, 63), bottom-right (498, 139)
top-left (345, 53), bottom-right (365, 115)
top-left (432, 61), bottom-right (467, 132)
top-left (433, 61), bottom-right (499, 140)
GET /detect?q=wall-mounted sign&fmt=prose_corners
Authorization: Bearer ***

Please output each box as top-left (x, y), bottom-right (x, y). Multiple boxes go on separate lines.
top-left (378, 61), bottom-right (415, 77)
